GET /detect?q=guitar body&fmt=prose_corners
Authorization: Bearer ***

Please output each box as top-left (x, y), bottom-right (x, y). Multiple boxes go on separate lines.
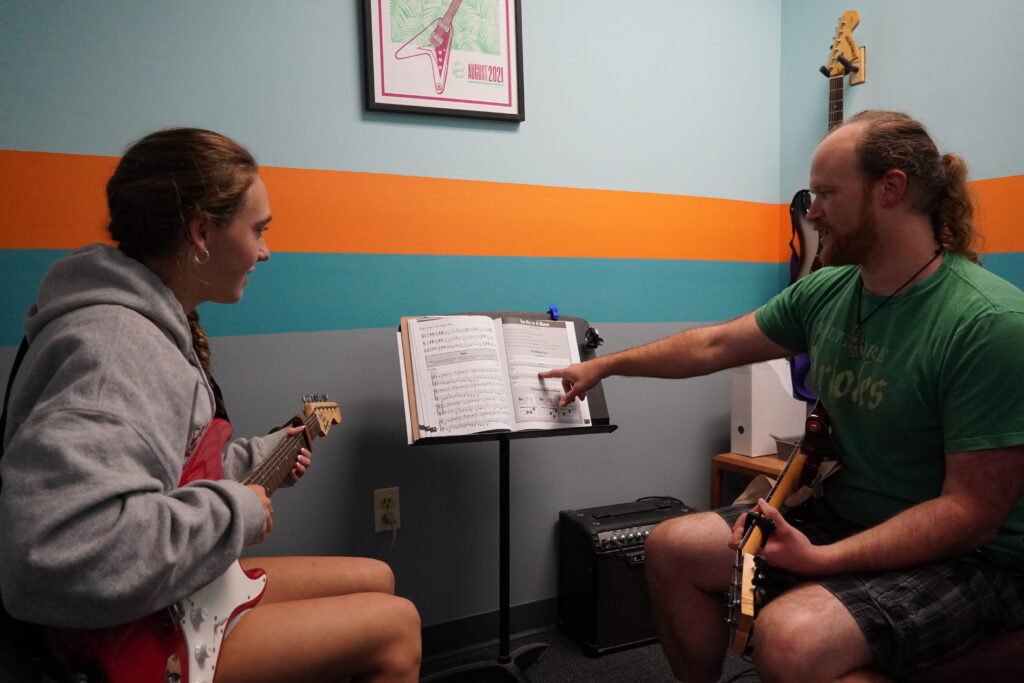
top-left (788, 189), bottom-right (818, 282)
top-left (57, 611), bottom-right (187, 682)
top-left (178, 417), bottom-right (232, 485)
top-left (57, 563), bottom-right (267, 683)
top-left (55, 398), bottom-right (342, 683)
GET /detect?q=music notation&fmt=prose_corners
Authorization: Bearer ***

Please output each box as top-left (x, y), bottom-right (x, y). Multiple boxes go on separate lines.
top-left (400, 314), bottom-right (593, 442)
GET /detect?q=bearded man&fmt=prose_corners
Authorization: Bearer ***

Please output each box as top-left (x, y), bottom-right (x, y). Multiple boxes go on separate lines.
top-left (540, 111), bottom-right (1024, 682)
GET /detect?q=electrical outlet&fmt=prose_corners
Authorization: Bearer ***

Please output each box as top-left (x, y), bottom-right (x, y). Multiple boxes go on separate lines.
top-left (373, 486), bottom-right (401, 532)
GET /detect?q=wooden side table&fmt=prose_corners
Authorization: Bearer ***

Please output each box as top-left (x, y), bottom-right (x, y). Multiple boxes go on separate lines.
top-left (710, 451), bottom-right (787, 509)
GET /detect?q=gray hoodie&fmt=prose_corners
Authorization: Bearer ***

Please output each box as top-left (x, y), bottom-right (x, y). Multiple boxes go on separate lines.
top-left (0, 244), bottom-right (283, 628)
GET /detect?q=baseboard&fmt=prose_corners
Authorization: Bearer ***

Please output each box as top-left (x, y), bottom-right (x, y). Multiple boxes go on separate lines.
top-left (421, 597), bottom-right (558, 659)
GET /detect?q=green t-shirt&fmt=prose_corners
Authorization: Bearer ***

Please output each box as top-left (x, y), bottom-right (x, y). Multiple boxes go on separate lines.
top-left (755, 252), bottom-right (1024, 555)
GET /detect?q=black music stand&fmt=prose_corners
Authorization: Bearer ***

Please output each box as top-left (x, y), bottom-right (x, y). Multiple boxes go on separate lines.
top-left (409, 312), bottom-right (617, 682)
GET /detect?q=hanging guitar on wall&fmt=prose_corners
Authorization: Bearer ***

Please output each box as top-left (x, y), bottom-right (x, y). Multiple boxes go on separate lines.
top-left (788, 10), bottom-right (866, 402)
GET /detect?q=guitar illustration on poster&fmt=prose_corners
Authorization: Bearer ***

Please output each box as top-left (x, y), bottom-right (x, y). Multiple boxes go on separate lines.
top-left (395, 0), bottom-right (464, 94)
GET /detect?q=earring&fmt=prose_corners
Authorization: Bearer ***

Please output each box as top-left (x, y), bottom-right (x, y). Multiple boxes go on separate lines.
top-left (194, 248), bottom-right (210, 265)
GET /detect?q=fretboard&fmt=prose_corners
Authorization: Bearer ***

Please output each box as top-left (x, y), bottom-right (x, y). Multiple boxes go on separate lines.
top-left (241, 413), bottom-right (316, 497)
top-left (827, 74), bottom-right (845, 132)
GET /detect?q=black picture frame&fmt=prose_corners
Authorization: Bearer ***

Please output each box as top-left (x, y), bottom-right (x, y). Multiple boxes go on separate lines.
top-left (362, 0), bottom-right (525, 122)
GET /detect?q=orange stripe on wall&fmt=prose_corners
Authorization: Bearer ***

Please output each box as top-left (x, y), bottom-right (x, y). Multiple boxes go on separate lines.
top-left (0, 151), bottom-right (116, 249)
top-left (0, 150), bottom-right (778, 260)
top-left (972, 175), bottom-right (1024, 253)
top-left (259, 165), bottom-right (779, 261)
top-left (1, 150), bottom-right (1020, 259)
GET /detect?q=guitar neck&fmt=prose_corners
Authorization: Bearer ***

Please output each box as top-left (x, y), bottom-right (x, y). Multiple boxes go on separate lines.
top-left (241, 413), bottom-right (317, 497)
top-left (827, 74), bottom-right (845, 132)
top-left (738, 404), bottom-right (832, 554)
top-left (738, 450), bottom-right (808, 555)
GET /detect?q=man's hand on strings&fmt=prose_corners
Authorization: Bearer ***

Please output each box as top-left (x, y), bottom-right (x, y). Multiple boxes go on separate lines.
top-left (538, 361), bottom-right (601, 407)
top-left (730, 498), bottom-right (821, 575)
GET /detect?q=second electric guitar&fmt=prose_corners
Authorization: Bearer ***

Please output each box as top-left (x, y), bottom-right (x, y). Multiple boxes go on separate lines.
top-left (726, 402), bottom-right (834, 653)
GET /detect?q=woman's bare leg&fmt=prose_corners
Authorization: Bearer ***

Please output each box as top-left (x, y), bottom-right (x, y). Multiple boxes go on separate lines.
top-left (214, 556), bottom-right (421, 683)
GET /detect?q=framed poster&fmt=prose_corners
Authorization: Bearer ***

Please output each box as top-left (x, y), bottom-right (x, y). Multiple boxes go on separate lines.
top-left (362, 0), bottom-right (525, 122)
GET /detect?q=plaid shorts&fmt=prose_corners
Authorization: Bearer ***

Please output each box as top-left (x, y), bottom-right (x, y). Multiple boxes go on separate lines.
top-left (717, 501), bottom-right (1024, 678)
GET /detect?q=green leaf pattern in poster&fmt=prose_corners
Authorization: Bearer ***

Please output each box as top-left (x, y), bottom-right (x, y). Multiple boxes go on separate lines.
top-left (390, 0), bottom-right (500, 56)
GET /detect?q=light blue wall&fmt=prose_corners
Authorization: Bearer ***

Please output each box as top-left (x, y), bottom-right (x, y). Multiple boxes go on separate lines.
top-left (2, 0), bottom-right (781, 201)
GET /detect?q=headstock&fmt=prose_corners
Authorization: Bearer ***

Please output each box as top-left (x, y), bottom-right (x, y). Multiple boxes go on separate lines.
top-left (303, 394), bottom-right (342, 437)
top-left (820, 10), bottom-right (866, 85)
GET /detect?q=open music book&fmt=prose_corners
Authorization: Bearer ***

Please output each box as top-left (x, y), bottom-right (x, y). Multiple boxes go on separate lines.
top-left (398, 315), bottom-right (593, 443)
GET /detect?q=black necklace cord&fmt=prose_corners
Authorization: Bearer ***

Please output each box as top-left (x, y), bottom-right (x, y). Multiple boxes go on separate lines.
top-left (847, 248), bottom-right (943, 358)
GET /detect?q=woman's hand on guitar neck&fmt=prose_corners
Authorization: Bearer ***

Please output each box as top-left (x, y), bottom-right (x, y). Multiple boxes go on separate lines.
top-left (729, 498), bottom-right (824, 576)
top-left (284, 424), bottom-right (312, 484)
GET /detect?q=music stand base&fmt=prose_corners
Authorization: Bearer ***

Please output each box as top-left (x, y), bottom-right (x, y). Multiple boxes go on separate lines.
top-left (420, 642), bottom-right (548, 682)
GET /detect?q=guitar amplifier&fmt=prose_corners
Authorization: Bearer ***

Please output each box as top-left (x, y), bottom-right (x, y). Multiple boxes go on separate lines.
top-left (558, 497), bottom-right (698, 656)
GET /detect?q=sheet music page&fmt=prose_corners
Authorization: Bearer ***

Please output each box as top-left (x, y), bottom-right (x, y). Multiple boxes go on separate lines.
top-left (406, 316), bottom-right (512, 438)
top-left (497, 317), bottom-right (592, 429)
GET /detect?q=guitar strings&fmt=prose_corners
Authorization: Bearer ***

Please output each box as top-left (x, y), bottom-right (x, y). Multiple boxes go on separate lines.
top-left (243, 412), bottom-right (318, 491)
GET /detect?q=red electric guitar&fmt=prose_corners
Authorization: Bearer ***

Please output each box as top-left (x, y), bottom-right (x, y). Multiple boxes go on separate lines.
top-left (726, 403), bottom-right (834, 653)
top-left (394, 0), bottom-right (464, 94)
top-left (56, 396), bottom-right (342, 683)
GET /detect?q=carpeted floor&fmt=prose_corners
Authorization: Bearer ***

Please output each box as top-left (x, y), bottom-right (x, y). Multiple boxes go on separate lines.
top-left (420, 627), bottom-right (760, 682)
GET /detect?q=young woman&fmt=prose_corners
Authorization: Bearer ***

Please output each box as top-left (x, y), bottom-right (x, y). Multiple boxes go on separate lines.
top-left (0, 128), bottom-right (420, 682)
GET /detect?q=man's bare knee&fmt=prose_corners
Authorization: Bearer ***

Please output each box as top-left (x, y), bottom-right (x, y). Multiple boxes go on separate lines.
top-left (647, 512), bottom-right (733, 590)
top-left (751, 587), bottom-right (873, 683)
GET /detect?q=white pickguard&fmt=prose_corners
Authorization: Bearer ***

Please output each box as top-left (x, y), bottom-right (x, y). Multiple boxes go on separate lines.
top-left (174, 561), bottom-right (267, 683)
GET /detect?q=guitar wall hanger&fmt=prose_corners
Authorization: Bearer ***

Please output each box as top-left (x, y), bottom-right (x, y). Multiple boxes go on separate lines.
top-left (820, 54), bottom-right (859, 76)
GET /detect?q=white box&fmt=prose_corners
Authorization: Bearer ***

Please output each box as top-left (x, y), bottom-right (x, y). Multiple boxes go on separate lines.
top-left (730, 360), bottom-right (808, 456)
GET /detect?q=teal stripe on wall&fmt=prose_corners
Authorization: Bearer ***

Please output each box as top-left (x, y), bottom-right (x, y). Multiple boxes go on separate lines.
top-left (984, 252), bottom-right (1024, 290)
top-left (0, 250), bottom-right (785, 344)
top-left (0, 249), bottom-right (71, 346)
top-left (4, 250), bottom-right (1020, 345)
top-left (201, 253), bottom-right (786, 337)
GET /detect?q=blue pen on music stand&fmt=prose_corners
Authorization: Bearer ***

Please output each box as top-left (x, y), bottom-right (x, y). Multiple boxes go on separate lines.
top-left (547, 305), bottom-right (559, 321)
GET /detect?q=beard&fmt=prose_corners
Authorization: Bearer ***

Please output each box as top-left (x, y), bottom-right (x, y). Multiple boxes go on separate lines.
top-left (817, 192), bottom-right (880, 267)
